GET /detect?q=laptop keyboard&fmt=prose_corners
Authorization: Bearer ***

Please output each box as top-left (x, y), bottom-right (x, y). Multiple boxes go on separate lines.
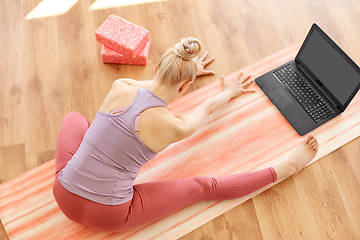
top-left (274, 64), bottom-right (335, 123)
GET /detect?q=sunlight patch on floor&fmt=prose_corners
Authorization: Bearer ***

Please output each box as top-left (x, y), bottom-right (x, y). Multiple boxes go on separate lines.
top-left (26, 0), bottom-right (79, 20)
top-left (89, 0), bottom-right (169, 10)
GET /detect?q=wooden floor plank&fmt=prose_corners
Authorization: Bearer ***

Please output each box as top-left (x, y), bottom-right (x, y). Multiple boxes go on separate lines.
top-left (320, 140), bottom-right (360, 237)
top-left (266, 0), bottom-right (311, 47)
top-left (183, 199), bottom-right (264, 240)
top-left (0, 144), bottom-right (26, 183)
top-left (0, 0), bottom-right (25, 148)
top-left (0, 219), bottom-right (9, 240)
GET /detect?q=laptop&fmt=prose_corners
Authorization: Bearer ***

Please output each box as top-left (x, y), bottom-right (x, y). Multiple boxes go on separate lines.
top-left (255, 23), bottom-right (360, 135)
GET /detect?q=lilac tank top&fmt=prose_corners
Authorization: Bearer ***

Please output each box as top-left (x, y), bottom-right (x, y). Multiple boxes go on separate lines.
top-left (58, 88), bottom-right (167, 205)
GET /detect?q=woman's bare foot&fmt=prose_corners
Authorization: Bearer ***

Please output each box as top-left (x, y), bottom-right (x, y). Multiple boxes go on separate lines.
top-left (273, 135), bottom-right (319, 181)
top-left (288, 134), bottom-right (318, 174)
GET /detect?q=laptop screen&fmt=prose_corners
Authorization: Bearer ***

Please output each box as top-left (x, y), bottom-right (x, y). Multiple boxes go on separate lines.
top-left (296, 25), bottom-right (360, 108)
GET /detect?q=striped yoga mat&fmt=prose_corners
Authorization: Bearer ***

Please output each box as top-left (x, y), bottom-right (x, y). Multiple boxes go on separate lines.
top-left (1, 42), bottom-right (360, 239)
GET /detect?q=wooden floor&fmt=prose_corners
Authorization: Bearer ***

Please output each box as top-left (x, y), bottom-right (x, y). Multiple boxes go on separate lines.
top-left (1, 0), bottom-right (360, 239)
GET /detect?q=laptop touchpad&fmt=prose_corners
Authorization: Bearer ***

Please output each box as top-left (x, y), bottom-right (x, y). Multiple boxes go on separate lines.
top-left (268, 87), bottom-right (293, 109)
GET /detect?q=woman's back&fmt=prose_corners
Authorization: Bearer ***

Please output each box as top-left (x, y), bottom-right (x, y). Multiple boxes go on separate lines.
top-left (100, 80), bottom-right (188, 153)
top-left (59, 87), bottom-right (167, 205)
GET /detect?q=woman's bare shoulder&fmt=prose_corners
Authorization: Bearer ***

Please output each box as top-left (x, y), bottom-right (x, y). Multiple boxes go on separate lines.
top-left (99, 79), bottom-right (137, 113)
top-left (113, 78), bottom-right (154, 88)
top-left (112, 78), bottom-right (136, 90)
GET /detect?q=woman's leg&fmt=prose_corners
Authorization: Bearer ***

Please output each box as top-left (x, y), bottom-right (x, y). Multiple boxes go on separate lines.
top-left (53, 112), bottom-right (91, 223)
top-left (113, 134), bottom-right (319, 231)
top-left (112, 167), bottom-right (276, 231)
top-left (54, 112), bottom-right (90, 176)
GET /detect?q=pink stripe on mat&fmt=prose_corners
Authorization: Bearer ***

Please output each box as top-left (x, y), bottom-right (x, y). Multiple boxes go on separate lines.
top-left (1, 42), bottom-right (360, 239)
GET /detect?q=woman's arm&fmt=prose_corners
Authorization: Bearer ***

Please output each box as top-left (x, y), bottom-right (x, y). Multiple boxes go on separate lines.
top-left (174, 72), bottom-right (256, 139)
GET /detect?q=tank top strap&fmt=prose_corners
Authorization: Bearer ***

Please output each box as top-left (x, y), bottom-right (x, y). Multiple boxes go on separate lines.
top-left (129, 88), bottom-right (167, 114)
top-left (109, 106), bottom-right (127, 115)
top-left (115, 88), bottom-right (167, 132)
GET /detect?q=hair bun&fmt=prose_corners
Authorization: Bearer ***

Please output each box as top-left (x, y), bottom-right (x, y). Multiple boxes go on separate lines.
top-left (174, 37), bottom-right (202, 60)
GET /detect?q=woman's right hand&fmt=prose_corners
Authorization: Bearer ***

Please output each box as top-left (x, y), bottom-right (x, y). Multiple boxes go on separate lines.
top-left (221, 72), bottom-right (256, 99)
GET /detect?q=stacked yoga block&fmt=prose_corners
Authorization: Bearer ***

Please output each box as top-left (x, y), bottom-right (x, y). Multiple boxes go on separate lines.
top-left (95, 14), bottom-right (150, 65)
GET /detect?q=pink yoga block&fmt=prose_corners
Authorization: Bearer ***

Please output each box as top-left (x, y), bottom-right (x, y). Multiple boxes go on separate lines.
top-left (95, 14), bottom-right (149, 58)
top-left (101, 39), bottom-right (150, 65)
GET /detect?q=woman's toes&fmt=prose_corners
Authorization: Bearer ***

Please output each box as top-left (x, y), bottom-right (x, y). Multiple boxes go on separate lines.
top-left (307, 134), bottom-right (314, 142)
top-left (312, 141), bottom-right (319, 150)
top-left (313, 145), bottom-right (319, 152)
top-left (309, 136), bottom-right (317, 143)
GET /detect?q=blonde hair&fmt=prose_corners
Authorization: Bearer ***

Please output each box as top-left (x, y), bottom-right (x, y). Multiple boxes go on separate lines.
top-left (157, 37), bottom-right (202, 85)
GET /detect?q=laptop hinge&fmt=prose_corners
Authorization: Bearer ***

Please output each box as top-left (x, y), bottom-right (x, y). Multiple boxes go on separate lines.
top-left (297, 64), bottom-right (338, 108)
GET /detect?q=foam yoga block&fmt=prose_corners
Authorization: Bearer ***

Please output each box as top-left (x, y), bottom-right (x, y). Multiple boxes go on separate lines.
top-left (95, 14), bottom-right (149, 58)
top-left (101, 38), bottom-right (150, 65)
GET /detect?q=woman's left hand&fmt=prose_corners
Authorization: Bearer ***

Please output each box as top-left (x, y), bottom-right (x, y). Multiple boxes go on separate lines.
top-left (196, 51), bottom-right (215, 77)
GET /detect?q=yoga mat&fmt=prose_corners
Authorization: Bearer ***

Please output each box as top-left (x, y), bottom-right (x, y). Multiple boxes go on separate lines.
top-left (1, 42), bottom-right (360, 240)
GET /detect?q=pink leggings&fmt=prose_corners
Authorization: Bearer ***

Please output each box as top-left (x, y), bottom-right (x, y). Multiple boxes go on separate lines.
top-left (53, 112), bottom-right (277, 232)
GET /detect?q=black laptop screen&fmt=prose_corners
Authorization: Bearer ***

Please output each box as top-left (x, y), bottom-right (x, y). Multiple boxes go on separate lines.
top-left (297, 28), bottom-right (360, 106)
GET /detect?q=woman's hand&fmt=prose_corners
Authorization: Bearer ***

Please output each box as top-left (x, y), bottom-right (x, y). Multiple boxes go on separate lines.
top-left (221, 72), bottom-right (256, 99)
top-left (196, 51), bottom-right (215, 77)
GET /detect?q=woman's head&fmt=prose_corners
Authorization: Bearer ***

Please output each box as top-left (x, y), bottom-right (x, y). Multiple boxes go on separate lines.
top-left (156, 37), bottom-right (202, 86)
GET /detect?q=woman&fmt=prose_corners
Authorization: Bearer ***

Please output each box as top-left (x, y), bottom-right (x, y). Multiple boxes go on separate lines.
top-left (53, 37), bottom-right (319, 232)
